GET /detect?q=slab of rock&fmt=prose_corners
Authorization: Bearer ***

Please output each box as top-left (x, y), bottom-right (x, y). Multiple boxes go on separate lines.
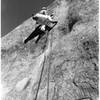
top-left (1, 0), bottom-right (98, 100)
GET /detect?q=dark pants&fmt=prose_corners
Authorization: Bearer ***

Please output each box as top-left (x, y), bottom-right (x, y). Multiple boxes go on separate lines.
top-left (24, 25), bottom-right (45, 44)
top-left (24, 21), bottom-right (58, 44)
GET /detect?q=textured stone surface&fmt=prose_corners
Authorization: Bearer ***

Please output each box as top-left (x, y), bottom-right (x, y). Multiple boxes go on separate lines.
top-left (1, 0), bottom-right (98, 100)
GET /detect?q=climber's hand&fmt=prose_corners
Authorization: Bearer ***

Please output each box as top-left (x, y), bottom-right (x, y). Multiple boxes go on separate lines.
top-left (40, 25), bottom-right (46, 31)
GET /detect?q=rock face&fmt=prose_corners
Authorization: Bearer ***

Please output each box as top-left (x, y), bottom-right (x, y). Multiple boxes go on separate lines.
top-left (1, 0), bottom-right (98, 100)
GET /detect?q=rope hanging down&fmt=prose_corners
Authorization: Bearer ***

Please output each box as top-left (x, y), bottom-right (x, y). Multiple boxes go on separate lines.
top-left (34, 54), bottom-right (46, 100)
top-left (34, 29), bottom-right (54, 100)
top-left (46, 28), bottom-right (54, 100)
top-left (34, 30), bottom-right (51, 100)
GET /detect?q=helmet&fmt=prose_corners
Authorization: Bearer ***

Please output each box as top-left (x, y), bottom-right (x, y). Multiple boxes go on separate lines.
top-left (42, 7), bottom-right (47, 10)
top-left (40, 7), bottom-right (47, 15)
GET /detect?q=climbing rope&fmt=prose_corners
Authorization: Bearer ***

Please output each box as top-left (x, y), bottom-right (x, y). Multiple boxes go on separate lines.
top-left (46, 28), bottom-right (54, 100)
top-left (34, 54), bottom-right (46, 100)
top-left (34, 31), bottom-right (50, 100)
top-left (34, 21), bottom-right (57, 100)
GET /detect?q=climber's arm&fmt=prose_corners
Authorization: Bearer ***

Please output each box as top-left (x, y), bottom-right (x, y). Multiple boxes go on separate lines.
top-left (33, 13), bottom-right (48, 20)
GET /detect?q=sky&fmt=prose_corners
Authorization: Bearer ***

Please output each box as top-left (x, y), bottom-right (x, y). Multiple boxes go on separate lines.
top-left (1, 0), bottom-right (54, 37)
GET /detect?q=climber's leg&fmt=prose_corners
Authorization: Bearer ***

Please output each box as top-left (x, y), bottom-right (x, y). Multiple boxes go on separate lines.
top-left (24, 31), bottom-right (38, 44)
top-left (35, 32), bottom-right (45, 43)
top-left (24, 27), bottom-right (42, 44)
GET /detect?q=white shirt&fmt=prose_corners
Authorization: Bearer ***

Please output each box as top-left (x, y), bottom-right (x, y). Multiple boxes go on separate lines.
top-left (34, 13), bottom-right (53, 21)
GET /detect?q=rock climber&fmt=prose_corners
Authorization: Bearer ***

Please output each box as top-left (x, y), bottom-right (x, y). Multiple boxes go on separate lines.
top-left (24, 21), bottom-right (57, 44)
top-left (24, 7), bottom-right (58, 44)
top-left (32, 7), bottom-right (57, 25)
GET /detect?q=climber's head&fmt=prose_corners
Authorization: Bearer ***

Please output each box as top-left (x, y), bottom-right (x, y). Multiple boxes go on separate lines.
top-left (40, 7), bottom-right (47, 15)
